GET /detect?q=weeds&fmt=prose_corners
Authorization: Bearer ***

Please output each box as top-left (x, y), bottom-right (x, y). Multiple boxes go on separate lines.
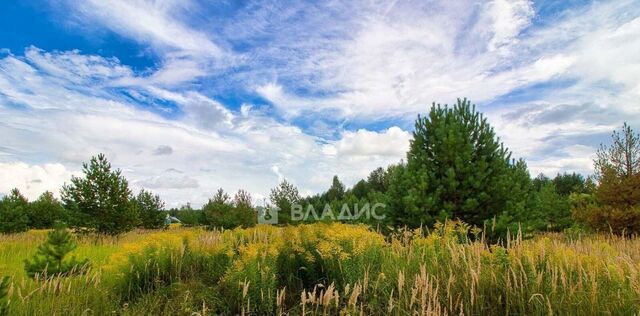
top-left (1, 222), bottom-right (640, 315)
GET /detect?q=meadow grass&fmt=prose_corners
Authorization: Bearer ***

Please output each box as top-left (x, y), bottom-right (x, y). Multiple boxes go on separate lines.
top-left (0, 222), bottom-right (639, 315)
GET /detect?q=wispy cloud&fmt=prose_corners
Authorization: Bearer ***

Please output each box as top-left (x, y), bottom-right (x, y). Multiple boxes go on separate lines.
top-left (1, 0), bottom-right (639, 204)
top-left (0, 47), bottom-right (404, 205)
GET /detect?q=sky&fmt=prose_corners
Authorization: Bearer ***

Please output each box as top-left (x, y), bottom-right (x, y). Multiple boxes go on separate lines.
top-left (1, 0), bottom-right (639, 207)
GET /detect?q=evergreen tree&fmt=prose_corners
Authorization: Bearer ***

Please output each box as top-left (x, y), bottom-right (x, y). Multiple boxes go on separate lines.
top-left (203, 188), bottom-right (235, 228)
top-left (27, 191), bottom-right (66, 229)
top-left (595, 122), bottom-right (640, 179)
top-left (574, 123), bottom-right (640, 234)
top-left (233, 189), bottom-right (253, 209)
top-left (24, 223), bottom-right (90, 278)
top-left (351, 180), bottom-right (370, 199)
top-left (490, 159), bottom-right (537, 239)
top-left (535, 182), bottom-right (572, 231)
top-left (552, 173), bottom-right (587, 196)
top-left (532, 174), bottom-right (551, 192)
top-left (61, 154), bottom-right (137, 235)
top-left (269, 179), bottom-right (301, 224)
top-left (325, 175), bottom-right (345, 201)
top-left (232, 190), bottom-right (257, 228)
top-left (133, 189), bottom-right (165, 229)
top-left (0, 189), bottom-right (30, 234)
top-left (394, 99), bottom-right (514, 228)
top-left (367, 167), bottom-right (387, 192)
top-left (170, 203), bottom-right (205, 227)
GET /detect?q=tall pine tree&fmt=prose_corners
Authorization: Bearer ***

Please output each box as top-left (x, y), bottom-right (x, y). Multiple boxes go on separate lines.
top-left (61, 154), bottom-right (137, 235)
top-left (0, 189), bottom-right (30, 234)
top-left (133, 189), bottom-right (165, 229)
top-left (392, 99), bottom-right (515, 228)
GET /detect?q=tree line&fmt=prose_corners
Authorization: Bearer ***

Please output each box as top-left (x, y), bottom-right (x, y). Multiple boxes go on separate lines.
top-left (1, 98), bottom-right (639, 237)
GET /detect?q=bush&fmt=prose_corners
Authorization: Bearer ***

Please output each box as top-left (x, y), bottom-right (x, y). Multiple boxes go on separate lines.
top-left (24, 223), bottom-right (90, 278)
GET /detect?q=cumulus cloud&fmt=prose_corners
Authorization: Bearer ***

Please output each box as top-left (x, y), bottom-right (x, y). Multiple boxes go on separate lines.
top-left (0, 47), bottom-right (408, 206)
top-left (324, 127), bottom-right (411, 158)
top-left (0, 162), bottom-right (76, 200)
top-left (2, 0), bottom-right (639, 206)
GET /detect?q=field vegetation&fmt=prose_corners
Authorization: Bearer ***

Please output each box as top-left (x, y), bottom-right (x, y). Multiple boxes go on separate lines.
top-left (1, 99), bottom-right (639, 314)
top-left (0, 223), bottom-right (639, 314)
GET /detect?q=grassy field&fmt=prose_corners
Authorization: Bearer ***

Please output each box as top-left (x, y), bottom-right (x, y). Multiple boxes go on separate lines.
top-left (1, 223), bottom-right (640, 315)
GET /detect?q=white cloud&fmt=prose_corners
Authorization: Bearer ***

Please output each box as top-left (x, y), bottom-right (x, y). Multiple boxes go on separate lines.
top-left (483, 0), bottom-right (534, 51)
top-left (0, 162), bottom-right (76, 200)
top-left (67, 0), bottom-right (223, 58)
top-left (324, 127), bottom-right (411, 158)
top-left (0, 48), bottom-right (408, 206)
top-left (3, 0), bottom-right (640, 205)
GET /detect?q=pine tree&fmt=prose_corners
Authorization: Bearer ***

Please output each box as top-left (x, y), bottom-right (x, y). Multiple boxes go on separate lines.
top-left (26, 191), bottom-right (66, 229)
top-left (203, 188), bottom-right (235, 228)
top-left (0, 276), bottom-right (9, 316)
top-left (395, 98), bottom-right (514, 228)
top-left (232, 190), bottom-right (257, 228)
top-left (325, 175), bottom-right (345, 201)
top-left (595, 122), bottom-right (640, 179)
top-left (24, 223), bottom-right (90, 278)
top-left (133, 189), bottom-right (165, 229)
top-left (61, 154), bottom-right (137, 235)
top-left (270, 179), bottom-right (301, 224)
top-left (574, 123), bottom-right (640, 234)
top-left (0, 189), bottom-right (30, 234)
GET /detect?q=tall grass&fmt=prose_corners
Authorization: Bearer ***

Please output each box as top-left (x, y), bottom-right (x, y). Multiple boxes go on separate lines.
top-left (1, 223), bottom-right (640, 315)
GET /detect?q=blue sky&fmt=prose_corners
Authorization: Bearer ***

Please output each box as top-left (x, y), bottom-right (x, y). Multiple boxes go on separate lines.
top-left (1, 0), bottom-right (639, 206)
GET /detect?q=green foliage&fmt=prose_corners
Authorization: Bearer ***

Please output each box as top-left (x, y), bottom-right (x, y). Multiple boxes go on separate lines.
top-left (0, 276), bottom-right (9, 316)
top-left (116, 240), bottom-right (232, 314)
top-left (270, 179), bottom-right (301, 224)
top-left (26, 191), bottom-right (66, 229)
top-left (488, 159), bottom-right (536, 239)
top-left (553, 172), bottom-right (588, 196)
top-left (0, 189), bottom-right (30, 234)
top-left (203, 189), bottom-right (256, 229)
top-left (24, 223), bottom-right (90, 278)
top-left (325, 175), bottom-right (345, 201)
top-left (61, 154), bottom-right (137, 235)
top-left (390, 98), bottom-right (513, 228)
top-left (231, 190), bottom-right (257, 227)
top-left (169, 204), bottom-right (205, 227)
top-left (133, 189), bottom-right (166, 229)
top-left (533, 182), bottom-right (572, 231)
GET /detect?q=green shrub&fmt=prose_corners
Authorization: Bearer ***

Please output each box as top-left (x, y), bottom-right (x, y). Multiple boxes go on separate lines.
top-left (24, 223), bottom-right (90, 278)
